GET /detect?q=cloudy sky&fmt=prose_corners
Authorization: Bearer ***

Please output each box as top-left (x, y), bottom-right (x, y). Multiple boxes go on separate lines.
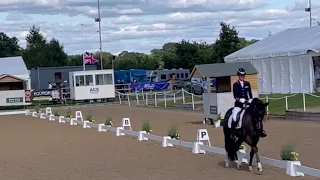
top-left (0, 0), bottom-right (319, 55)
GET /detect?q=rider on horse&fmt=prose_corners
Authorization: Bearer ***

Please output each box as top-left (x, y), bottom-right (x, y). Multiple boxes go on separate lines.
top-left (230, 68), bottom-right (267, 139)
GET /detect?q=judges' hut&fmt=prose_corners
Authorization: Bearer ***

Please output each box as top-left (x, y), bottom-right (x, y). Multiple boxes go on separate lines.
top-left (190, 62), bottom-right (259, 118)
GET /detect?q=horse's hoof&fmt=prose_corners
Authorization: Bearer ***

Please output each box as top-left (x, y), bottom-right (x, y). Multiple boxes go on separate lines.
top-left (249, 166), bottom-right (253, 172)
top-left (257, 162), bottom-right (263, 172)
top-left (237, 164), bottom-right (241, 170)
top-left (225, 162), bottom-right (229, 168)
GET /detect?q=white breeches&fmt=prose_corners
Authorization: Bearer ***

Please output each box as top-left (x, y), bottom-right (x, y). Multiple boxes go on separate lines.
top-left (232, 107), bottom-right (241, 122)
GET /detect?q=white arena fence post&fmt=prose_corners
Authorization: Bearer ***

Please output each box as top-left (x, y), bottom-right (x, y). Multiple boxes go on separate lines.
top-left (302, 93), bottom-right (306, 112)
top-left (173, 93), bottom-right (176, 103)
top-left (154, 93), bottom-right (157, 107)
top-left (136, 92), bottom-right (139, 106)
top-left (118, 92), bottom-right (122, 104)
top-left (182, 88), bottom-right (185, 104)
top-left (145, 93), bottom-right (148, 106)
top-left (285, 96), bottom-right (288, 110)
top-left (164, 93), bottom-right (167, 108)
top-left (141, 89), bottom-right (145, 100)
top-left (127, 93), bottom-right (131, 106)
top-left (192, 94), bottom-right (195, 110)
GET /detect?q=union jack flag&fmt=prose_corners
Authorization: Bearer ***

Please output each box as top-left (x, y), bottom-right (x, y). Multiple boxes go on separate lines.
top-left (83, 52), bottom-right (99, 64)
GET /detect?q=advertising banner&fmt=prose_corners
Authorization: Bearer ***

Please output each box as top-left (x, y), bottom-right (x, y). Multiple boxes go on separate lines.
top-left (130, 82), bottom-right (169, 91)
top-left (25, 89), bottom-right (60, 102)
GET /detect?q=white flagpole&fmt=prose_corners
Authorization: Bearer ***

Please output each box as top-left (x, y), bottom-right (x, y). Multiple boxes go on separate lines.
top-left (82, 53), bottom-right (86, 71)
top-left (81, 24), bottom-right (85, 71)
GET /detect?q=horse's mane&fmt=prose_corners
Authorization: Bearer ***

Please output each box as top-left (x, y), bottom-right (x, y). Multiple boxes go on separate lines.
top-left (244, 97), bottom-right (263, 122)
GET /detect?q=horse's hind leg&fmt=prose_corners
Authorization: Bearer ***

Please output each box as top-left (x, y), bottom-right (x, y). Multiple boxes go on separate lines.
top-left (248, 148), bottom-right (255, 172)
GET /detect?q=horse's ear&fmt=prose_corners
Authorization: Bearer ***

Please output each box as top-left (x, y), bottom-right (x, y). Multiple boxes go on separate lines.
top-left (264, 102), bottom-right (269, 107)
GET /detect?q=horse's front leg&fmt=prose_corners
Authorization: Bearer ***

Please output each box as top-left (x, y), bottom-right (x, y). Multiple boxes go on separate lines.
top-left (254, 146), bottom-right (263, 172)
top-left (248, 148), bottom-right (255, 172)
top-left (235, 153), bottom-right (242, 169)
top-left (224, 151), bottom-right (230, 168)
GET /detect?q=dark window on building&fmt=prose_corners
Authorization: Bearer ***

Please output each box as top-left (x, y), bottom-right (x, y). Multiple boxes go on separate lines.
top-left (160, 74), bottom-right (167, 79)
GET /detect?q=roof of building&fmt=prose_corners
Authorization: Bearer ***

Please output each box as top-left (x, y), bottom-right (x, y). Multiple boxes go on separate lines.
top-left (30, 64), bottom-right (97, 70)
top-left (0, 74), bottom-right (25, 81)
top-left (192, 62), bottom-right (258, 78)
top-left (225, 26), bottom-right (320, 62)
top-left (0, 56), bottom-right (29, 76)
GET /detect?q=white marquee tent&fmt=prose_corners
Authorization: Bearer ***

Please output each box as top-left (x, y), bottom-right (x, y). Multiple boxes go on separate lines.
top-left (224, 26), bottom-right (320, 94)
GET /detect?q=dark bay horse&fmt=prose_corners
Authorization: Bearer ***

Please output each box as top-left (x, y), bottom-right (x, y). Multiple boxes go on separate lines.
top-left (223, 98), bottom-right (268, 172)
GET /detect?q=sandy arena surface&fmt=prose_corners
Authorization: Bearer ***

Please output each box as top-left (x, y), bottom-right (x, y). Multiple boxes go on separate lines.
top-left (0, 104), bottom-right (319, 180)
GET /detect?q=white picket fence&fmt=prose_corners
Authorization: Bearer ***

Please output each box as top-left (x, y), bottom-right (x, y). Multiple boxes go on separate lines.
top-left (116, 88), bottom-right (203, 109)
top-left (25, 108), bottom-right (320, 177)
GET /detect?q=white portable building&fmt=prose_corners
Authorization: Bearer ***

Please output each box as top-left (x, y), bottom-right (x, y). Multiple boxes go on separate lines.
top-left (224, 26), bottom-right (320, 93)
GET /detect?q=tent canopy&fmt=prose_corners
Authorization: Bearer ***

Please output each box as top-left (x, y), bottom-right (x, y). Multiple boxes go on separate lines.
top-left (0, 56), bottom-right (29, 76)
top-left (225, 26), bottom-right (320, 62)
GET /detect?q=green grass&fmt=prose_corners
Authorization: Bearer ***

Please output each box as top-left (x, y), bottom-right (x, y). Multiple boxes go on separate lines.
top-left (260, 93), bottom-right (320, 115)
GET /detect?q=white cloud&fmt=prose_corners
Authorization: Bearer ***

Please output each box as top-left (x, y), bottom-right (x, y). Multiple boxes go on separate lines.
top-left (0, 0), bottom-right (319, 55)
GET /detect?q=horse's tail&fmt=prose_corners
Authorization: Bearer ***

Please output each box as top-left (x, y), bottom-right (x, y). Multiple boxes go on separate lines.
top-left (223, 108), bottom-right (237, 161)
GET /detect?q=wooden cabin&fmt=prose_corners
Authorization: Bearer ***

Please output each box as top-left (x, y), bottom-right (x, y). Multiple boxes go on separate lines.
top-left (0, 74), bottom-right (26, 91)
top-left (190, 62), bottom-right (258, 93)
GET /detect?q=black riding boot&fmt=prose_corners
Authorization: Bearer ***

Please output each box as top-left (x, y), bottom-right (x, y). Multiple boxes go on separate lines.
top-left (230, 122), bottom-right (236, 140)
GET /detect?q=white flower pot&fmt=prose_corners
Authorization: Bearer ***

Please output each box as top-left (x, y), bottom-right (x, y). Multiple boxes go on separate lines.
top-left (286, 160), bottom-right (304, 176)
top-left (214, 120), bottom-right (221, 128)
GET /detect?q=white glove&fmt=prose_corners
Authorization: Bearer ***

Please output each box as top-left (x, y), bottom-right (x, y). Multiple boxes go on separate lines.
top-left (239, 98), bottom-right (246, 103)
top-left (248, 99), bottom-right (253, 103)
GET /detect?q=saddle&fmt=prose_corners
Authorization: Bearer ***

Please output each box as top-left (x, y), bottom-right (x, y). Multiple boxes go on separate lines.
top-left (233, 108), bottom-right (245, 127)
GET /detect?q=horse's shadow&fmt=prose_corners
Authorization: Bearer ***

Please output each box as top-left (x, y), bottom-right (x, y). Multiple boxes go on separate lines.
top-left (217, 161), bottom-right (263, 175)
top-left (187, 121), bottom-right (214, 126)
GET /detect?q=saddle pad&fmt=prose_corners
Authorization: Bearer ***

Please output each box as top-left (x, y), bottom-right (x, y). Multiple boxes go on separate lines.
top-left (228, 109), bottom-right (246, 129)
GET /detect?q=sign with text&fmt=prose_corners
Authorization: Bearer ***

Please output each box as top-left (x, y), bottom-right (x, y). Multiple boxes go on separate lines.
top-left (131, 82), bottom-right (169, 91)
top-left (89, 87), bottom-right (99, 94)
top-left (6, 97), bottom-right (23, 103)
top-left (209, 105), bottom-right (218, 114)
top-left (25, 89), bottom-right (60, 102)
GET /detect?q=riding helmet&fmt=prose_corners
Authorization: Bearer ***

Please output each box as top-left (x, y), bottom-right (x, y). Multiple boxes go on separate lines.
top-left (237, 68), bottom-right (246, 76)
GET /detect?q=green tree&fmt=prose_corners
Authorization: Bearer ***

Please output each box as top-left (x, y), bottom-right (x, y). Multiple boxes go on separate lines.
top-left (239, 37), bottom-right (258, 48)
top-left (214, 22), bottom-right (241, 63)
top-left (0, 32), bottom-right (21, 57)
top-left (23, 25), bottom-right (67, 68)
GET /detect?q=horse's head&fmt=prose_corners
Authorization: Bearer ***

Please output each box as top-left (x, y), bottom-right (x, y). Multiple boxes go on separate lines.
top-left (249, 98), bottom-right (269, 122)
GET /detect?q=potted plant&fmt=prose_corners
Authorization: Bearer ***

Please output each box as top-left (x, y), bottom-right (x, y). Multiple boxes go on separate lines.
top-left (213, 113), bottom-right (222, 128)
top-left (281, 144), bottom-right (304, 176)
top-left (239, 144), bottom-right (247, 153)
top-left (54, 111), bottom-right (60, 116)
top-left (104, 117), bottom-right (113, 127)
top-left (142, 121), bottom-right (152, 133)
top-left (35, 104), bottom-right (41, 113)
top-left (65, 111), bottom-right (72, 118)
top-left (167, 126), bottom-right (180, 140)
top-left (281, 144), bottom-right (299, 161)
top-left (86, 114), bottom-right (94, 123)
